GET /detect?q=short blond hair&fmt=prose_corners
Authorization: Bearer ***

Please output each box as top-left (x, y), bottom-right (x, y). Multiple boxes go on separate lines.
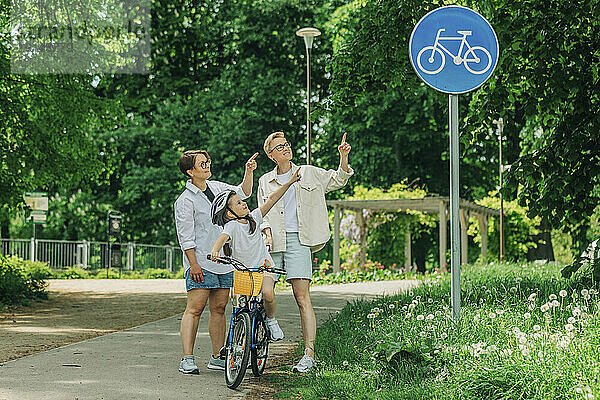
top-left (263, 131), bottom-right (285, 155)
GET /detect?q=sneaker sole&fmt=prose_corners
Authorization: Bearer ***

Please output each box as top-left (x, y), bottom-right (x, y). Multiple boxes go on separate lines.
top-left (179, 368), bottom-right (199, 375)
top-left (206, 365), bottom-right (225, 371)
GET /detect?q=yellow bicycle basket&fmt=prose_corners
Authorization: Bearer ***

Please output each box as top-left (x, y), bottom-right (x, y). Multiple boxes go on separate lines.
top-left (232, 260), bottom-right (271, 296)
top-left (233, 271), bottom-right (264, 296)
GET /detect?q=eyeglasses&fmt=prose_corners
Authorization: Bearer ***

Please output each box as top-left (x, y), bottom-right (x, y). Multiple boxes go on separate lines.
top-left (197, 159), bottom-right (211, 169)
top-left (269, 142), bottom-right (291, 153)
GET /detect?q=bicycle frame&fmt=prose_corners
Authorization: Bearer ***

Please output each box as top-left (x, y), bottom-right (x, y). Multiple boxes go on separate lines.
top-left (431, 29), bottom-right (477, 63)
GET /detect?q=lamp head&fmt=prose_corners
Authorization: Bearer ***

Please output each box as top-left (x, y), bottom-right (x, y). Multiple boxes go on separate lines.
top-left (296, 27), bottom-right (321, 49)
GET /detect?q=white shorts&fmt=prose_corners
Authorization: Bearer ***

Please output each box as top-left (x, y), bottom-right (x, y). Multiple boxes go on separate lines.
top-left (270, 232), bottom-right (313, 282)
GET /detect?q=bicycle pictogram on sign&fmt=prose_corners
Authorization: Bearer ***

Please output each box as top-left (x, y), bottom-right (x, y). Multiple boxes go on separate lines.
top-left (416, 28), bottom-right (492, 75)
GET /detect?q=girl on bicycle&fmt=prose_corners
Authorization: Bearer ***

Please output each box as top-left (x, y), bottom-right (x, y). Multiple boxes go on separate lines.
top-left (209, 169), bottom-right (301, 341)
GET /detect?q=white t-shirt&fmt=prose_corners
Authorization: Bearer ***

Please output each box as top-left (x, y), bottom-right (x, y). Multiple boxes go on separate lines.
top-left (276, 169), bottom-right (299, 232)
top-left (223, 208), bottom-right (275, 269)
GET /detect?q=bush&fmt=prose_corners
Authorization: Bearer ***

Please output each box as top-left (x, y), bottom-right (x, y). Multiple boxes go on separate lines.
top-left (93, 268), bottom-right (120, 279)
top-left (143, 268), bottom-right (174, 279)
top-left (0, 256), bottom-right (48, 307)
top-left (60, 266), bottom-right (91, 279)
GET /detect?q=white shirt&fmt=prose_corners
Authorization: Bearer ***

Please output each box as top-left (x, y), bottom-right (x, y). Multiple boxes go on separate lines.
top-left (174, 180), bottom-right (248, 274)
top-left (276, 169), bottom-right (299, 232)
top-left (223, 208), bottom-right (274, 269)
top-left (257, 163), bottom-right (354, 253)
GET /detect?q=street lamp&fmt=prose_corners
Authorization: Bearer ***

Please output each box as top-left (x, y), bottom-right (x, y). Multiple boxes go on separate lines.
top-left (296, 27), bottom-right (321, 165)
top-left (493, 118), bottom-right (505, 261)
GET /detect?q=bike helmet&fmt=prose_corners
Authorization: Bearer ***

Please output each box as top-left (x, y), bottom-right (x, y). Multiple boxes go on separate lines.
top-left (211, 190), bottom-right (236, 227)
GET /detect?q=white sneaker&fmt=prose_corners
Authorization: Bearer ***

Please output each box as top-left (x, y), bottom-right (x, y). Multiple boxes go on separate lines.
top-left (207, 355), bottom-right (226, 371)
top-left (292, 354), bottom-right (315, 373)
top-left (266, 318), bottom-right (284, 341)
top-left (179, 356), bottom-right (199, 374)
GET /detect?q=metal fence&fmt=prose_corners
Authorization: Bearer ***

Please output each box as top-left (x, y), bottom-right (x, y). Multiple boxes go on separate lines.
top-left (0, 238), bottom-right (184, 271)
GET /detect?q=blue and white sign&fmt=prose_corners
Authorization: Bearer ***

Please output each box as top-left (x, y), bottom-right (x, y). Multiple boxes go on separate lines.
top-left (409, 5), bottom-right (499, 94)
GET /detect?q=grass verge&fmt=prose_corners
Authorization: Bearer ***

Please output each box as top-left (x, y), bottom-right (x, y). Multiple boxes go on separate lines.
top-left (274, 262), bottom-right (599, 400)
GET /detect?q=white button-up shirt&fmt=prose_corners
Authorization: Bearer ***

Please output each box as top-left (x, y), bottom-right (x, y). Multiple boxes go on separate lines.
top-left (257, 163), bottom-right (354, 253)
top-left (174, 180), bottom-right (248, 274)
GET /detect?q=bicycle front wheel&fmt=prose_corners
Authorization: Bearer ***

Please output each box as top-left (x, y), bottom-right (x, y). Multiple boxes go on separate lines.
top-left (251, 315), bottom-right (269, 377)
top-left (463, 46), bottom-right (492, 75)
top-left (225, 312), bottom-right (251, 389)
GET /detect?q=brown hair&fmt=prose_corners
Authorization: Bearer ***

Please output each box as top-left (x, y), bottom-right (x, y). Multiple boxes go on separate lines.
top-left (178, 150), bottom-right (210, 178)
top-left (263, 131), bottom-right (285, 155)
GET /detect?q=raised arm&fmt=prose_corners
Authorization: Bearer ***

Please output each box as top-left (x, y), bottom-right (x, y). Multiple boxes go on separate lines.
top-left (338, 133), bottom-right (351, 173)
top-left (259, 170), bottom-right (301, 217)
top-left (240, 152), bottom-right (259, 197)
top-left (210, 233), bottom-right (231, 260)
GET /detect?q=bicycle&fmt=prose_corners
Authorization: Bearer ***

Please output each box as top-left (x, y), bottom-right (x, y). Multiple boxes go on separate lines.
top-left (207, 255), bottom-right (286, 390)
top-left (416, 28), bottom-right (492, 75)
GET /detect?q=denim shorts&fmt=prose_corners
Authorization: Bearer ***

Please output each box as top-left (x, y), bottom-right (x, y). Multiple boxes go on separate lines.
top-left (185, 269), bottom-right (233, 291)
top-left (271, 232), bottom-right (313, 282)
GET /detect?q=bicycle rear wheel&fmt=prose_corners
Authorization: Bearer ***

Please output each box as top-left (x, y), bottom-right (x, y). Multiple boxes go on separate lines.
top-left (225, 312), bottom-right (251, 389)
top-left (251, 315), bottom-right (269, 376)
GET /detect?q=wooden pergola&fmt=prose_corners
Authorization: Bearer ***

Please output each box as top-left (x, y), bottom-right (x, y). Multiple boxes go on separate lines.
top-left (326, 197), bottom-right (500, 272)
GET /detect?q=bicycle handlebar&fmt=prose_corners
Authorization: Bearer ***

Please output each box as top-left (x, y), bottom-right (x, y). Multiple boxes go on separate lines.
top-left (207, 255), bottom-right (286, 275)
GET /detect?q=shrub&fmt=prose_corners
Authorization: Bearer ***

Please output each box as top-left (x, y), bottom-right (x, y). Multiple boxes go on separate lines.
top-left (60, 266), bottom-right (91, 279)
top-left (93, 268), bottom-right (120, 279)
top-left (143, 268), bottom-right (173, 279)
top-left (0, 256), bottom-right (48, 307)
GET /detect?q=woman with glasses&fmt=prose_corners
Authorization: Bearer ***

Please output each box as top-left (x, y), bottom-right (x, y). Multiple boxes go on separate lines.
top-left (257, 131), bottom-right (353, 373)
top-left (174, 149), bottom-right (258, 374)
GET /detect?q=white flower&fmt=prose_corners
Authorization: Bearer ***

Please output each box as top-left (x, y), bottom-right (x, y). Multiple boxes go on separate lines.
top-left (537, 351), bottom-right (544, 358)
top-left (510, 286), bottom-right (517, 293)
top-left (573, 308), bottom-right (582, 316)
top-left (533, 332), bottom-right (542, 339)
top-left (565, 324), bottom-right (575, 332)
top-left (552, 300), bottom-right (560, 307)
top-left (496, 309), bottom-right (505, 315)
top-left (528, 293), bottom-right (537, 302)
top-left (342, 360), bottom-right (349, 367)
top-left (516, 277), bottom-right (523, 283)
top-left (402, 305), bottom-right (408, 311)
top-left (417, 314), bottom-right (425, 321)
top-left (581, 289), bottom-right (589, 297)
top-left (528, 304), bottom-right (535, 311)
top-left (559, 290), bottom-right (568, 298)
top-left (441, 332), bottom-right (448, 339)
top-left (389, 304), bottom-right (395, 309)
top-left (419, 331), bottom-right (427, 338)
top-left (568, 317), bottom-right (576, 324)
top-left (426, 314), bottom-right (434, 320)
top-left (487, 345), bottom-right (497, 352)
top-left (533, 324), bottom-right (541, 331)
top-left (549, 294), bottom-right (557, 300)
top-left (576, 388), bottom-right (584, 394)
top-left (584, 294), bottom-right (591, 300)
top-left (489, 312), bottom-right (497, 319)
top-left (524, 313), bottom-right (531, 319)
top-left (518, 336), bottom-right (527, 344)
top-left (541, 304), bottom-right (549, 313)
top-left (367, 313), bottom-right (375, 319)
top-left (521, 348), bottom-right (530, 357)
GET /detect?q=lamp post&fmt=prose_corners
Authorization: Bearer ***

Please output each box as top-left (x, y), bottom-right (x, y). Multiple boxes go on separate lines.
top-left (296, 27), bottom-right (321, 165)
top-left (493, 118), bottom-right (505, 261)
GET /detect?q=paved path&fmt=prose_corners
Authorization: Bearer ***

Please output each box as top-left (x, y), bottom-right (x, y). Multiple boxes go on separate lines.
top-left (0, 280), bottom-right (418, 400)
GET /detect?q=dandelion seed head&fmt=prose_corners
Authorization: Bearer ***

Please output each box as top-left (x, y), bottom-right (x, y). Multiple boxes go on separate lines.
top-left (533, 324), bottom-right (541, 331)
top-left (581, 289), bottom-right (589, 297)
top-left (417, 314), bottom-right (425, 321)
top-left (549, 294), bottom-right (557, 300)
top-left (559, 290), bottom-right (568, 298)
top-left (524, 312), bottom-right (531, 319)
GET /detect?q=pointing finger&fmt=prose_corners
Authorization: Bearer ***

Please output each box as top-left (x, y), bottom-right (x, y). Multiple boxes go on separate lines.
top-left (341, 133), bottom-right (347, 144)
top-left (248, 152), bottom-right (259, 162)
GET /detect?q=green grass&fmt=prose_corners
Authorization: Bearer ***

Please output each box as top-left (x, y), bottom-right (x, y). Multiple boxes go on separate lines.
top-left (276, 262), bottom-right (600, 400)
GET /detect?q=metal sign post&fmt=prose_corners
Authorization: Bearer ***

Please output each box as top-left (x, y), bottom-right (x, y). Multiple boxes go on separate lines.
top-left (409, 5), bottom-right (499, 322)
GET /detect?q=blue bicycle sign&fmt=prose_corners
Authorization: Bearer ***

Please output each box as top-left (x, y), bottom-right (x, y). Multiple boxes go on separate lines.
top-left (409, 5), bottom-right (499, 94)
top-left (417, 29), bottom-right (492, 75)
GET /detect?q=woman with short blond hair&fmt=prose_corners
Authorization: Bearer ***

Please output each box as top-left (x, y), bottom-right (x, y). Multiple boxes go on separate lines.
top-left (257, 131), bottom-right (353, 372)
